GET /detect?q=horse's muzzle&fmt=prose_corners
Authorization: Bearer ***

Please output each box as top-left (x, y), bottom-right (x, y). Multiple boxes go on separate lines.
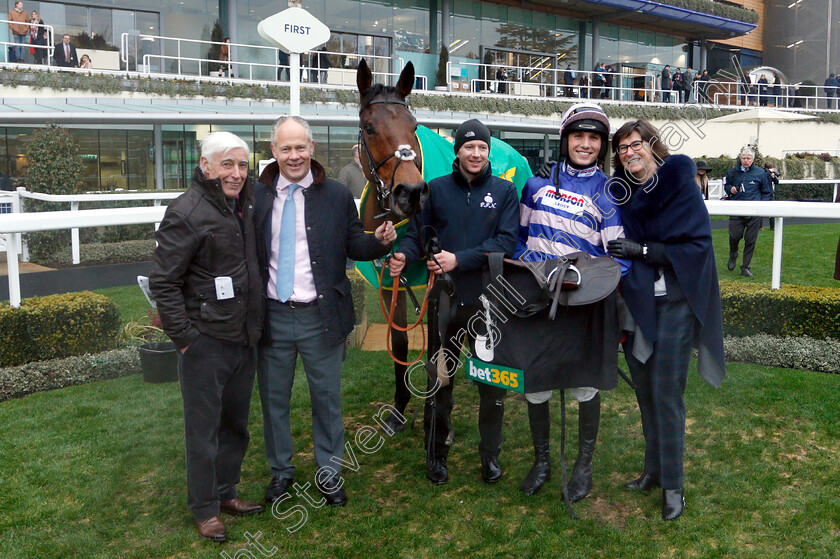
top-left (392, 181), bottom-right (430, 218)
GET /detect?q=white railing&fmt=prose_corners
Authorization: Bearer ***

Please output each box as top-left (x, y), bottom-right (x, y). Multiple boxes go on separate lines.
top-left (0, 199), bottom-right (838, 307)
top-left (121, 32), bottom-right (398, 86)
top-left (8, 187), bottom-right (181, 265)
top-left (457, 61), bottom-right (656, 102)
top-left (0, 19), bottom-right (54, 65)
top-left (0, 206), bottom-right (166, 307)
top-left (707, 82), bottom-right (840, 111)
top-left (705, 200), bottom-right (840, 290)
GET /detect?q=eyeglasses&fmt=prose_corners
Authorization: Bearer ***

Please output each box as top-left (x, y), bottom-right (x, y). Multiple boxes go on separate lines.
top-left (616, 140), bottom-right (645, 155)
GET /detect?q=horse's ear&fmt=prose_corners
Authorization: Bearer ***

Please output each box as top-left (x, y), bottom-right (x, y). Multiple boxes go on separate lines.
top-left (357, 59), bottom-right (373, 98)
top-left (396, 61), bottom-right (414, 99)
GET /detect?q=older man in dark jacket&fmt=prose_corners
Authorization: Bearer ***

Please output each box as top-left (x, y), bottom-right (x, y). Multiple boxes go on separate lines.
top-left (725, 146), bottom-right (772, 277)
top-left (254, 116), bottom-right (395, 508)
top-left (150, 131), bottom-right (265, 543)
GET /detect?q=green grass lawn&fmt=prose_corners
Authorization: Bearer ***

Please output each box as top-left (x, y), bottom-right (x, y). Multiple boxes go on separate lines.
top-left (1, 349), bottom-right (839, 558)
top-left (8, 222), bottom-right (831, 557)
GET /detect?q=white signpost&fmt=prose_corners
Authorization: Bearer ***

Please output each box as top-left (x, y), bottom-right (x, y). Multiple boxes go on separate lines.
top-left (258, 7), bottom-right (331, 116)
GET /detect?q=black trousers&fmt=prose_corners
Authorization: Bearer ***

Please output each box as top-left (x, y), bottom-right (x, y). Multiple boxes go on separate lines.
top-left (729, 216), bottom-right (761, 269)
top-left (178, 334), bottom-right (256, 521)
top-left (424, 304), bottom-right (506, 460)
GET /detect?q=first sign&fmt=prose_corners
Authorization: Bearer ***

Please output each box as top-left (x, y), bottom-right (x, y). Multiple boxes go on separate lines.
top-left (258, 7), bottom-right (331, 54)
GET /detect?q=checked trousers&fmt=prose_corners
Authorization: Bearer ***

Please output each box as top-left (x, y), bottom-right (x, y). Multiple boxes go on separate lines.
top-left (623, 298), bottom-right (698, 490)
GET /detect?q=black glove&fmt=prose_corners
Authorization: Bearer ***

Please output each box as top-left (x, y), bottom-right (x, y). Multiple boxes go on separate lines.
top-left (536, 160), bottom-right (556, 179)
top-left (607, 238), bottom-right (645, 260)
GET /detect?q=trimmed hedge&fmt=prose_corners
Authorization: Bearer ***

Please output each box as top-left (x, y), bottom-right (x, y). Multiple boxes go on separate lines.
top-left (720, 280), bottom-right (840, 340)
top-left (50, 239), bottom-right (156, 266)
top-left (0, 292), bottom-right (121, 367)
top-left (0, 348), bottom-right (139, 402)
top-left (724, 334), bottom-right (840, 375)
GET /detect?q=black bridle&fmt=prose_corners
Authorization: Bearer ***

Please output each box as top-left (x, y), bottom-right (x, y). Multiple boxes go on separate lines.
top-left (358, 98), bottom-right (421, 218)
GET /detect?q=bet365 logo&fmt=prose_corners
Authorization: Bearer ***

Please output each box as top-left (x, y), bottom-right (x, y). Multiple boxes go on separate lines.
top-left (466, 357), bottom-right (524, 393)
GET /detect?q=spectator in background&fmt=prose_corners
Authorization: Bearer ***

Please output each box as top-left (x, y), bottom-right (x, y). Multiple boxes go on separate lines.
top-left (672, 68), bottom-right (684, 103)
top-left (764, 162), bottom-right (780, 230)
top-left (758, 74), bottom-right (770, 107)
top-left (695, 69), bottom-right (710, 103)
top-left (28, 10), bottom-right (47, 65)
top-left (218, 37), bottom-right (232, 77)
top-left (724, 146), bottom-right (772, 277)
top-left (79, 53), bottom-right (92, 69)
top-left (695, 160), bottom-right (711, 200)
top-left (8, 2), bottom-right (29, 63)
top-left (604, 65), bottom-right (615, 100)
top-left (824, 73), bottom-right (839, 109)
top-left (277, 50), bottom-right (290, 81)
top-left (579, 73), bottom-right (590, 98)
top-left (772, 73), bottom-right (782, 107)
top-left (683, 68), bottom-right (694, 103)
top-left (660, 65), bottom-right (672, 102)
top-left (316, 47), bottom-right (331, 84)
top-left (592, 62), bottom-right (606, 99)
top-left (53, 34), bottom-right (78, 68)
top-left (337, 144), bottom-right (366, 199)
top-left (496, 67), bottom-right (507, 94)
top-left (564, 64), bottom-right (576, 97)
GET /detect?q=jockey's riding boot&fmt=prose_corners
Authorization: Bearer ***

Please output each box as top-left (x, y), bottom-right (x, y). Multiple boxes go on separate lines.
top-left (520, 401), bottom-right (551, 496)
top-left (565, 393), bottom-right (600, 503)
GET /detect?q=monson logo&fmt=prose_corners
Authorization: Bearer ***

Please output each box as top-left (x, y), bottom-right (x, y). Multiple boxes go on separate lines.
top-left (545, 188), bottom-right (585, 207)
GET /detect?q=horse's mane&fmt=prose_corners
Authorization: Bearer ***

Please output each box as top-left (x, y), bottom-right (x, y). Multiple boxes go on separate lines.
top-left (360, 83), bottom-right (405, 110)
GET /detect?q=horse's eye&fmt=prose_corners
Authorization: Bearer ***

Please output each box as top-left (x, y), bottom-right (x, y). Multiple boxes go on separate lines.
top-left (364, 124), bottom-right (375, 135)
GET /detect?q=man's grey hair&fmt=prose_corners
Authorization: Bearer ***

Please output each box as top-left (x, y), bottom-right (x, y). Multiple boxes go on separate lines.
top-left (351, 144), bottom-right (360, 156)
top-left (739, 146), bottom-right (755, 158)
top-left (271, 115), bottom-right (313, 148)
top-left (200, 131), bottom-right (249, 161)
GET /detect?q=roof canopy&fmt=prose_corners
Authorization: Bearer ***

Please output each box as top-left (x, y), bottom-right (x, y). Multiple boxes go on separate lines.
top-left (530, 0), bottom-right (757, 39)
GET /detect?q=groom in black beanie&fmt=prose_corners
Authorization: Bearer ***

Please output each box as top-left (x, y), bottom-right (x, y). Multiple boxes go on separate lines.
top-left (387, 118), bottom-right (520, 485)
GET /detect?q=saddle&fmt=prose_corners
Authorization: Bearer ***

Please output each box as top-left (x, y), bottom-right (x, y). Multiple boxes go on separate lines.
top-left (486, 252), bottom-right (621, 320)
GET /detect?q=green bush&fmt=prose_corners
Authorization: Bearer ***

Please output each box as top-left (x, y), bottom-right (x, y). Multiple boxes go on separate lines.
top-left (775, 183), bottom-right (834, 201)
top-left (0, 348), bottom-right (139, 402)
top-left (23, 124), bottom-right (85, 261)
top-left (720, 280), bottom-right (840, 340)
top-left (0, 292), bottom-right (121, 367)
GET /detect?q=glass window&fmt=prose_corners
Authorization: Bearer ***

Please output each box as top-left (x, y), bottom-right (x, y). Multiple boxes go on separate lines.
top-left (89, 7), bottom-right (111, 46)
top-left (126, 128), bottom-right (154, 190)
top-left (65, 4), bottom-right (87, 43)
top-left (73, 129), bottom-right (100, 190)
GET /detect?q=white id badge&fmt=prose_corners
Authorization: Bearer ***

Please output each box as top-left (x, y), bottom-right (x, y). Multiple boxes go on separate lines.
top-left (215, 276), bottom-right (235, 300)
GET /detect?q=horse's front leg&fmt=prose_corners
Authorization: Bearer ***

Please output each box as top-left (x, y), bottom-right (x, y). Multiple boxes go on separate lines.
top-left (384, 289), bottom-right (410, 433)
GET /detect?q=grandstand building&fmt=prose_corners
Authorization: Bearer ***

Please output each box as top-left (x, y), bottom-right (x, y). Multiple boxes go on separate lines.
top-left (0, 0), bottom-right (837, 190)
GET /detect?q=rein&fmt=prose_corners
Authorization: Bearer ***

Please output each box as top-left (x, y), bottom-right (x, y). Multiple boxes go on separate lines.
top-left (358, 98), bottom-right (421, 219)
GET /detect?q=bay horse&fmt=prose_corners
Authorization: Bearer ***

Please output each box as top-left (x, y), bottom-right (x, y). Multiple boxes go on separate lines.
top-left (356, 59), bottom-right (429, 433)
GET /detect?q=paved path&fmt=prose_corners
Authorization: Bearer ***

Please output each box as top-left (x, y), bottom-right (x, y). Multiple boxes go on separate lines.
top-left (0, 261), bottom-right (153, 300)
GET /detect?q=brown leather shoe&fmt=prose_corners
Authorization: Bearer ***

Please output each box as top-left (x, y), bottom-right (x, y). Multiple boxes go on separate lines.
top-left (196, 515), bottom-right (227, 542)
top-left (220, 498), bottom-right (265, 516)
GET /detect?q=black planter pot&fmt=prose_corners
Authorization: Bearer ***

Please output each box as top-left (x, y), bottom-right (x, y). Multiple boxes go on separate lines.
top-left (138, 341), bottom-right (179, 383)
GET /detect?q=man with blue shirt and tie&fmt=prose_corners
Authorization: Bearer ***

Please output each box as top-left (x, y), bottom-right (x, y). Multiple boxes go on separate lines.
top-left (254, 116), bottom-right (396, 507)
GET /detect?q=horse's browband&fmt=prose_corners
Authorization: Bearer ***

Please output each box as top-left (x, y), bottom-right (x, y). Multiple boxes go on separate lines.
top-left (359, 98), bottom-right (408, 114)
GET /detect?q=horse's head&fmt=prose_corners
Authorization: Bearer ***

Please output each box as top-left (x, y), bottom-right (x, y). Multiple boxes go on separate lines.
top-left (357, 60), bottom-right (429, 220)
